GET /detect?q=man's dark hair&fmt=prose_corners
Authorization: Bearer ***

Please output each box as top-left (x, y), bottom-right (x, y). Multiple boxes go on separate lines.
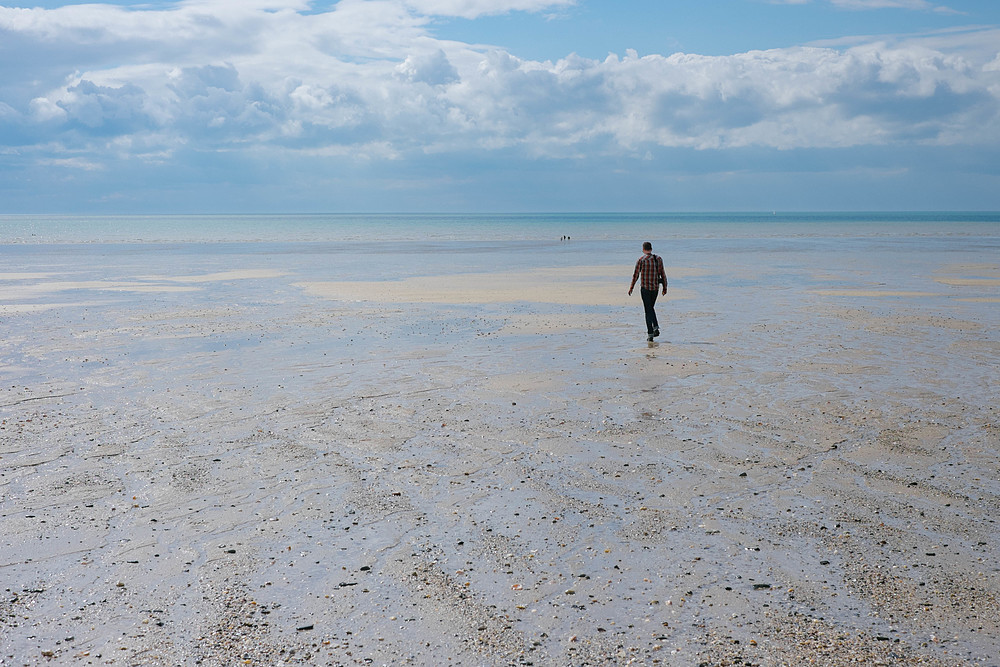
top-left (642, 241), bottom-right (652, 251)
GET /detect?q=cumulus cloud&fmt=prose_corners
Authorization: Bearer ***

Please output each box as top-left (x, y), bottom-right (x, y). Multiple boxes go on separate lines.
top-left (402, 0), bottom-right (575, 19)
top-left (395, 50), bottom-right (459, 85)
top-left (1, 0), bottom-right (998, 174)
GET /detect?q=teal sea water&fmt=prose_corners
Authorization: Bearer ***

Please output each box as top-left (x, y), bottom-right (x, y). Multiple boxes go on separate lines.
top-left (2, 211), bottom-right (999, 244)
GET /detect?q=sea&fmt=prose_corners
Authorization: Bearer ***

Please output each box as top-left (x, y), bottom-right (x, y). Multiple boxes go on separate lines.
top-left (2, 211), bottom-right (998, 287)
top-left (2, 211), bottom-right (998, 245)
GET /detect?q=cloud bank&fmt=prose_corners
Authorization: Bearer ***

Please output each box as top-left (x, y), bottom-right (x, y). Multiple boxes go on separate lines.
top-left (1, 0), bottom-right (998, 211)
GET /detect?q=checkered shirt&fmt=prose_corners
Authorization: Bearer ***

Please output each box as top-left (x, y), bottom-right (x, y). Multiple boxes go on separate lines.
top-left (632, 253), bottom-right (666, 291)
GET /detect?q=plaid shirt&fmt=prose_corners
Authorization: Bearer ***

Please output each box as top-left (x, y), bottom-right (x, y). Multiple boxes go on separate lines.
top-left (632, 253), bottom-right (666, 291)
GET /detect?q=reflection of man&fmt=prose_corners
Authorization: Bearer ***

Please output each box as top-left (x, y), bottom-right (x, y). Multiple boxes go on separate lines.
top-left (627, 241), bottom-right (668, 341)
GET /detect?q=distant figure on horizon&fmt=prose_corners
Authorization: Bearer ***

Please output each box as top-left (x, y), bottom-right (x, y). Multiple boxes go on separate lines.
top-left (628, 241), bottom-right (668, 342)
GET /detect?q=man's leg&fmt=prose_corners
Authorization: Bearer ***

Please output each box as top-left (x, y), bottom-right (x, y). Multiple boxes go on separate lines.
top-left (640, 288), bottom-right (659, 336)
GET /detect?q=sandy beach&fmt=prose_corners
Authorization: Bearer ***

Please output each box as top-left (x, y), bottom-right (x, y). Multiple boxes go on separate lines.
top-left (2, 232), bottom-right (999, 666)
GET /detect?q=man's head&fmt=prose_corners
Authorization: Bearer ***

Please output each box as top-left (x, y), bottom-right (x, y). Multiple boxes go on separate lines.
top-left (642, 241), bottom-right (652, 252)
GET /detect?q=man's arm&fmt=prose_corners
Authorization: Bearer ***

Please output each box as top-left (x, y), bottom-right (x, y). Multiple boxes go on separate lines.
top-left (659, 256), bottom-right (668, 295)
top-left (628, 261), bottom-right (640, 295)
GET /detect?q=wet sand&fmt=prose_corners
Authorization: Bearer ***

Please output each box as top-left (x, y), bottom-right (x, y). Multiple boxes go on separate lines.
top-left (1, 243), bottom-right (999, 665)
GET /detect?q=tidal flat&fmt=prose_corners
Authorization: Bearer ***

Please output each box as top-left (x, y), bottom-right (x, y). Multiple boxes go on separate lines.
top-left (2, 232), bottom-right (998, 665)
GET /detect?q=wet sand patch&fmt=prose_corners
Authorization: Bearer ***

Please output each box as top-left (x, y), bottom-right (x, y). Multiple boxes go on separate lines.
top-left (0, 302), bottom-right (103, 314)
top-left (0, 273), bottom-right (57, 280)
top-left (811, 289), bottom-right (942, 297)
top-left (142, 269), bottom-right (289, 283)
top-left (935, 277), bottom-right (1000, 287)
top-left (296, 266), bottom-right (697, 306)
top-left (0, 280), bottom-right (201, 298)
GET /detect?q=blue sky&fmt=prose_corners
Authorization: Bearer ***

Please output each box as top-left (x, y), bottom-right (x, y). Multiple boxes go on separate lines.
top-left (1, 0), bottom-right (999, 213)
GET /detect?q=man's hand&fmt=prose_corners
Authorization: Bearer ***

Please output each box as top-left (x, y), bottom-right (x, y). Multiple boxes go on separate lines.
top-left (662, 286), bottom-right (667, 296)
top-left (627, 287), bottom-right (633, 296)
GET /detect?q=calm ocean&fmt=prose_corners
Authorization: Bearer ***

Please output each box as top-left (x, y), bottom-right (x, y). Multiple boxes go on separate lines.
top-left (3, 212), bottom-right (998, 295)
top-left (2, 212), bottom-right (998, 244)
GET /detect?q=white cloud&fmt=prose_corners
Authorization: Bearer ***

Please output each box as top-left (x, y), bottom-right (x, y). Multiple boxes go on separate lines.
top-left (402, 0), bottom-right (575, 19)
top-left (395, 49), bottom-right (459, 85)
top-left (28, 96), bottom-right (66, 122)
top-left (1, 0), bottom-right (998, 172)
top-left (38, 156), bottom-right (104, 171)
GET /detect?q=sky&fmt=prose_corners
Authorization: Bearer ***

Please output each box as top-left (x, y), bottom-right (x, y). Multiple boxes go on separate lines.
top-left (1, 0), bottom-right (999, 213)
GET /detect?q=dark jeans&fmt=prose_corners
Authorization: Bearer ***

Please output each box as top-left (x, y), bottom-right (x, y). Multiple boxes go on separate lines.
top-left (640, 288), bottom-right (659, 335)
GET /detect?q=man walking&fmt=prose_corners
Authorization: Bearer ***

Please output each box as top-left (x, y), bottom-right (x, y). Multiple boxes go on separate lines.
top-left (628, 241), bottom-right (668, 341)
